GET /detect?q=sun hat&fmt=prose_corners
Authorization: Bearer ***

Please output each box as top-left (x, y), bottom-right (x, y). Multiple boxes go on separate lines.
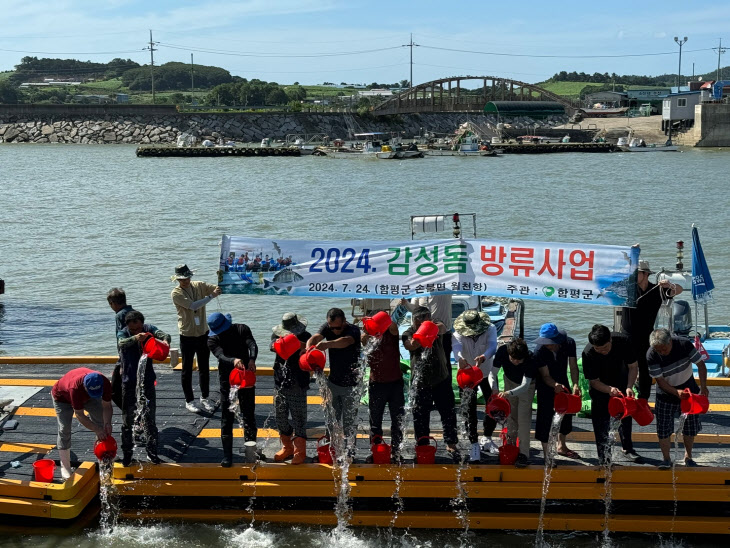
top-left (637, 260), bottom-right (654, 274)
top-left (534, 323), bottom-right (567, 346)
top-left (171, 264), bottom-right (195, 281)
top-left (83, 372), bottom-right (105, 399)
top-left (272, 312), bottom-right (308, 337)
top-left (207, 312), bottom-right (232, 336)
top-left (453, 310), bottom-right (492, 337)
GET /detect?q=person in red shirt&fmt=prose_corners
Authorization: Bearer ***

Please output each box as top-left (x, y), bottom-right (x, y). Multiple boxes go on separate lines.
top-left (362, 315), bottom-right (405, 464)
top-left (51, 368), bottom-right (113, 479)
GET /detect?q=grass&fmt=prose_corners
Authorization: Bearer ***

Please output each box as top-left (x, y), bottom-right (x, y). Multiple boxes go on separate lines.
top-left (0, 71), bottom-right (14, 81)
top-left (538, 80), bottom-right (671, 98)
top-left (77, 78), bottom-right (125, 92)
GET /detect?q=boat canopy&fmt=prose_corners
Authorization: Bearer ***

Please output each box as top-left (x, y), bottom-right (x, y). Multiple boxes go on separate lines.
top-left (484, 101), bottom-right (565, 118)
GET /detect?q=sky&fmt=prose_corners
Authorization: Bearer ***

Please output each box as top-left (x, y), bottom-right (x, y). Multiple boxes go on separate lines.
top-left (1, 1), bottom-right (729, 86)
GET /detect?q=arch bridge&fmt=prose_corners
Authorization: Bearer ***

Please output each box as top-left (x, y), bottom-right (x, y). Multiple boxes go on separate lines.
top-left (372, 75), bottom-right (577, 115)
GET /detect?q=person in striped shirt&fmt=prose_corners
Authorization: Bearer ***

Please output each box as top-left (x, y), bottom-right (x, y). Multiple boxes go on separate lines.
top-left (647, 328), bottom-right (709, 469)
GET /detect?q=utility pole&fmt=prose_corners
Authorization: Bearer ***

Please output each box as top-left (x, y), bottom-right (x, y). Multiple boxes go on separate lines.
top-left (145, 30), bottom-right (158, 104)
top-left (674, 36), bottom-right (688, 89)
top-left (713, 38), bottom-right (726, 82)
top-left (190, 53), bottom-right (195, 104)
top-left (402, 33), bottom-right (419, 88)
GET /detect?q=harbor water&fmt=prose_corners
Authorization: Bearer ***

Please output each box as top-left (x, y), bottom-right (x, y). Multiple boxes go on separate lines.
top-left (1, 144), bottom-right (730, 546)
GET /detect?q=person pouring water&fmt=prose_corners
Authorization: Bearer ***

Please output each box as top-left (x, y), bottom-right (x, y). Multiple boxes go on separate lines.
top-left (451, 309), bottom-right (498, 464)
top-left (51, 368), bottom-right (113, 479)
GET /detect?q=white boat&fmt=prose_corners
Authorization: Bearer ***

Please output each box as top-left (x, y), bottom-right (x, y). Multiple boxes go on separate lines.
top-left (323, 133), bottom-right (398, 159)
top-left (617, 134), bottom-right (678, 152)
top-left (424, 135), bottom-right (499, 157)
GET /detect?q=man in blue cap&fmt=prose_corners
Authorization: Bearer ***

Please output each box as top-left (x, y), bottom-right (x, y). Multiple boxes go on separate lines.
top-left (52, 368), bottom-right (113, 479)
top-left (207, 311), bottom-right (260, 467)
top-left (534, 323), bottom-right (581, 461)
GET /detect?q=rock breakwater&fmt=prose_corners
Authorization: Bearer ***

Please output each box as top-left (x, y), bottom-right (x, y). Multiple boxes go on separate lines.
top-left (0, 109), bottom-right (569, 144)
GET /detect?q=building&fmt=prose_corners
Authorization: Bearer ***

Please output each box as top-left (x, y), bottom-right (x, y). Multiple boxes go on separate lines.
top-left (357, 89), bottom-right (394, 98)
top-left (584, 91), bottom-right (628, 107)
top-left (662, 91), bottom-right (701, 132)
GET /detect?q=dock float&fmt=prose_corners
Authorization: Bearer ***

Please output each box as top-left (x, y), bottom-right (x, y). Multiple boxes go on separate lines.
top-left (497, 142), bottom-right (616, 154)
top-left (135, 146), bottom-right (301, 157)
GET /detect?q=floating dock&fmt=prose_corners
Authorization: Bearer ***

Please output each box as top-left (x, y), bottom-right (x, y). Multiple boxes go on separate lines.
top-left (1, 354), bottom-right (729, 535)
top-left (495, 142), bottom-right (617, 154)
top-left (135, 146), bottom-right (301, 157)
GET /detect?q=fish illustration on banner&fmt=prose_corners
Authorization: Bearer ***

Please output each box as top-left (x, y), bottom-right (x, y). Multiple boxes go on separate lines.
top-left (217, 235), bottom-right (640, 306)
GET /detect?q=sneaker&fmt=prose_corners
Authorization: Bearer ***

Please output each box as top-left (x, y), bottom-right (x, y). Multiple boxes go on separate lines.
top-left (622, 449), bottom-right (644, 464)
top-left (515, 453), bottom-right (529, 468)
top-left (658, 459), bottom-right (672, 470)
top-left (446, 446), bottom-right (462, 464)
top-left (147, 452), bottom-right (162, 465)
top-left (185, 401), bottom-right (202, 413)
top-left (200, 398), bottom-right (218, 413)
top-left (684, 458), bottom-right (698, 467)
top-left (481, 438), bottom-right (499, 455)
top-left (469, 443), bottom-right (481, 463)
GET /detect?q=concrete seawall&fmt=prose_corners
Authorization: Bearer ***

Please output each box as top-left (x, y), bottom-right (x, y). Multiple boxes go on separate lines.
top-left (687, 103), bottom-right (730, 147)
top-left (0, 105), bottom-right (570, 144)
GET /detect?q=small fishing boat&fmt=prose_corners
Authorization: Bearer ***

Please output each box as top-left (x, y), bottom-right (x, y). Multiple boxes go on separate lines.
top-left (617, 137), bottom-right (678, 152)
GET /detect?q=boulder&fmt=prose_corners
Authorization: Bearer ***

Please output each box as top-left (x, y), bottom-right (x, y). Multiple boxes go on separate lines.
top-left (102, 131), bottom-right (117, 142)
top-left (41, 124), bottom-right (54, 135)
top-left (4, 128), bottom-right (20, 141)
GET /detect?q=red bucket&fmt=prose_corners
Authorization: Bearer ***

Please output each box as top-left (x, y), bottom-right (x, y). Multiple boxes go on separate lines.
top-left (413, 321), bottom-right (439, 348)
top-left (33, 459), bottom-right (56, 482)
top-left (274, 333), bottom-right (300, 360)
top-left (362, 311), bottom-right (392, 337)
top-left (487, 395), bottom-right (511, 421)
top-left (456, 366), bottom-right (484, 390)
top-left (554, 392), bottom-right (582, 415)
top-left (316, 435), bottom-right (334, 464)
top-left (632, 398), bottom-right (655, 426)
top-left (680, 389), bottom-right (709, 415)
top-left (370, 435), bottom-right (392, 464)
top-left (302, 348), bottom-right (326, 372)
top-left (143, 335), bottom-right (170, 361)
top-left (94, 436), bottom-right (118, 461)
top-left (415, 436), bottom-right (437, 464)
top-left (608, 397), bottom-right (629, 419)
top-left (499, 443), bottom-right (520, 465)
top-left (229, 368), bottom-right (256, 388)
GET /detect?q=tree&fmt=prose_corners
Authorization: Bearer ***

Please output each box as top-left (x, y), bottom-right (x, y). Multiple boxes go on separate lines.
top-left (0, 80), bottom-right (20, 103)
top-left (399, 79), bottom-right (410, 88)
top-left (285, 85), bottom-right (307, 101)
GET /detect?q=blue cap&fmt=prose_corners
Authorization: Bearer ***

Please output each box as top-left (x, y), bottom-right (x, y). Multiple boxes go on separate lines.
top-left (534, 323), bottom-right (567, 346)
top-left (83, 372), bottom-right (104, 399)
top-left (207, 312), bottom-right (232, 336)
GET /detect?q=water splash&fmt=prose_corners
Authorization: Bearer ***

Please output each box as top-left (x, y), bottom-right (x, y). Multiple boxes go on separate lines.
top-left (98, 459), bottom-right (119, 534)
top-left (450, 385), bottom-right (473, 537)
top-left (600, 417), bottom-right (621, 547)
top-left (535, 412), bottom-right (564, 546)
top-left (132, 354), bottom-right (153, 449)
top-left (669, 413), bottom-right (688, 538)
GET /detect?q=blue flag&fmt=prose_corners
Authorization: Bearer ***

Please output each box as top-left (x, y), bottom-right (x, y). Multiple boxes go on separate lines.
top-left (691, 225), bottom-right (714, 303)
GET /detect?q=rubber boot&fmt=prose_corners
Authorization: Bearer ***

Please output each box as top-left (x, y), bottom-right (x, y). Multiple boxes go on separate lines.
top-left (274, 434), bottom-right (294, 462)
top-left (221, 436), bottom-right (233, 468)
top-left (58, 448), bottom-right (72, 480)
top-left (291, 437), bottom-right (307, 465)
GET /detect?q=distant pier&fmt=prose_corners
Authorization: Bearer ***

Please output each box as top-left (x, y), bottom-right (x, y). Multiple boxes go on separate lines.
top-left (135, 146), bottom-right (301, 157)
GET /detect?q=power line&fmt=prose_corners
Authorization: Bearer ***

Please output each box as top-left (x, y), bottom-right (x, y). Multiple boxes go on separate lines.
top-left (0, 47), bottom-right (143, 55)
top-left (419, 44), bottom-right (714, 59)
top-left (144, 30), bottom-right (158, 103)
top-left (713, 38), bottom-right (726, 82)
top-left (157, 42), bottom-right (404, 58)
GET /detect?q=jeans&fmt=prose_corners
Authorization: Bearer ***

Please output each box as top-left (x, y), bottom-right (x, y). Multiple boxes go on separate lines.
top-left (180, 333), bottom-right (210, 402)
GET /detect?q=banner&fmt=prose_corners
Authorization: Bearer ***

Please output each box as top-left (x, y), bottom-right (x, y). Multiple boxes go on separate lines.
top-left (218, 236), bottom-right (640, 306)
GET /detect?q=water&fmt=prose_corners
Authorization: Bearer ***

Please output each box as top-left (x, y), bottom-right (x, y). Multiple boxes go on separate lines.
top-left (670, 413), bottom-right (689, 538)
top-left (3, 146), bottom-right (730, 546)
top-left (98, 460), bottom-right (119, 533)
top-left (3, 147), bottom-right (730, 357)
top-left (132, 353), bottom-right (152, 448)
top-left (601, 417), bottom-right (622, 547)
top-left (535, 413), bottom-right (564, 547)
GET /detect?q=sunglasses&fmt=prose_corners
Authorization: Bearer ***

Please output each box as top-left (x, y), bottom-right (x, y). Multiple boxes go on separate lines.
top-left (329, 323), bottom-right (345, 331)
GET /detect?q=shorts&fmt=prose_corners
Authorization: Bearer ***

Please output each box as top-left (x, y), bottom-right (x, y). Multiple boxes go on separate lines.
top-left (655, 397), bottom-right (701, 439)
